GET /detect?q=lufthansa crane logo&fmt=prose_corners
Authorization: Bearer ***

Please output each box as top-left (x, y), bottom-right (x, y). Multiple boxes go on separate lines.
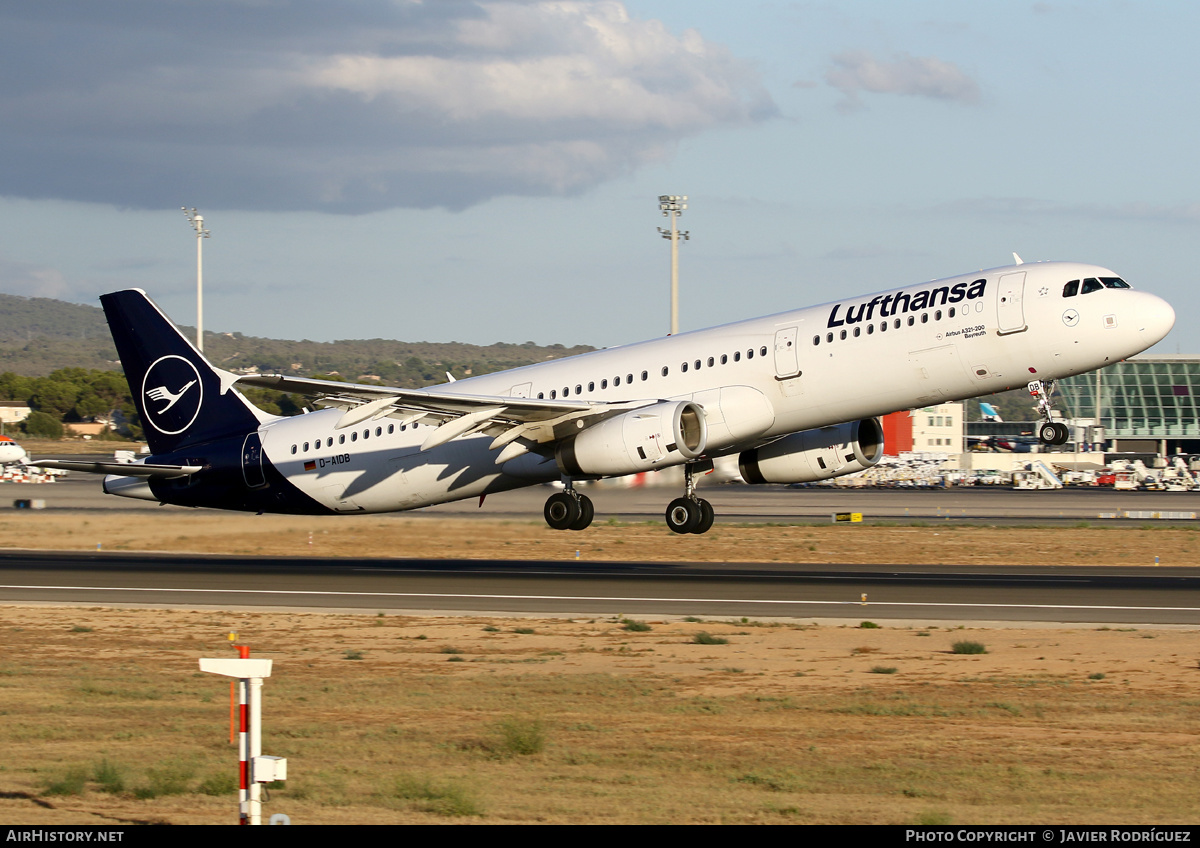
top-left (1062, 309), bottom-right (1080, 327)
top-left (141, 355), bottom-right (203, 435)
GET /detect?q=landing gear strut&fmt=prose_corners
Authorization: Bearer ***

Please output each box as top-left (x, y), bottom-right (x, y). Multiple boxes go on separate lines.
top-left (1029, 380), bottom-right (1069, 446)
top-left (544, 479), bottom-right (594, 531)
top-left (665, 461), bottom-right (715, 535)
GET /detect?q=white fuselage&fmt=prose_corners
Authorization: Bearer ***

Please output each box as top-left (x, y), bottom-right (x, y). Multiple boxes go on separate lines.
top-left (256, 261), bottom-right (1174, 513)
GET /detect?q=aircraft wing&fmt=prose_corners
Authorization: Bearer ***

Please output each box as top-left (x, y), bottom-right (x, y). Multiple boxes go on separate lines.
top-left (29, 460), bottom-right (203, 478)
top-left (236, 373), bottom-right (655, 456)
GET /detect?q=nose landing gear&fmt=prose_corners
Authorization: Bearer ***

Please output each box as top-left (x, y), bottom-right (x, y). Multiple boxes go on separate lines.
top-left (1029, 380), bottom-right (1070, 446)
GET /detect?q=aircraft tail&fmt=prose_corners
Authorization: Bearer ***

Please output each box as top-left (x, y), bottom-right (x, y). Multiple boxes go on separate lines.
top-left (101, 289), bottom-right (270, 455)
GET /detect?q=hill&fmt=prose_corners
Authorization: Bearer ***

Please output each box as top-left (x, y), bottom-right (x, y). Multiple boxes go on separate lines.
top-left (0, 292), bottom-right (593, 383)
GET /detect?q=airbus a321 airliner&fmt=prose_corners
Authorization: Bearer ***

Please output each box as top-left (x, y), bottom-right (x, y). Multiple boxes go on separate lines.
top-left (36, 260), bottom-right (1174, 534)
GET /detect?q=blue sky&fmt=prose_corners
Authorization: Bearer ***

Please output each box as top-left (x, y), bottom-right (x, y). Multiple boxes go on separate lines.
top-left (0, 1), bottom-right (1195, 353)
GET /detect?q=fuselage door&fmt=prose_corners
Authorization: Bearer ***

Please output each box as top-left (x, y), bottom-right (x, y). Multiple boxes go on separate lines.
top-left (774, 326), bottom-right (799, 378)
top-left (241, 431), bottom-right (267, 489)
top-left (997, 272), bottom-right (1027, 335)
top-left (509, 382), bottom-right (532, 398)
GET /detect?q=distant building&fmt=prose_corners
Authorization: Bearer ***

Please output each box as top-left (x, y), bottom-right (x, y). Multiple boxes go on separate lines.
top-left (0, 401), bottom-right (31, 425)
top-left (1058, 355), bottom-right (1200, 454)
top-left (913, 403), bottom-right (963, 453)
top-left (881, 410), bottom-right (913, 455)
top-left (881, 402), bottom-right (963, 455)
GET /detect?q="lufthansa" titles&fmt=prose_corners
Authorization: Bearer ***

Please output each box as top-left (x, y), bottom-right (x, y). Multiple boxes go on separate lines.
top-left (827, 278), bottom-right (988, 329)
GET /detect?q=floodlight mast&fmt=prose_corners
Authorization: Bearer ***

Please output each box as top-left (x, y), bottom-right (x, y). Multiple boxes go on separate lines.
top-left (657, 195), bottom-right (689, 336)
top-left (182, 207), bottom-right (210, 351)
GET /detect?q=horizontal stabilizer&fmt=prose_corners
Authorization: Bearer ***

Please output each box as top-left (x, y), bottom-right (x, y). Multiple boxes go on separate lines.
top-left (30, 460), bottom-right (202, 478)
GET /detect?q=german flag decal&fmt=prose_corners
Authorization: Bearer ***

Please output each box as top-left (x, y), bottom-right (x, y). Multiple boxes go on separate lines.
top-left (304, 460), bottom-right (316, 471)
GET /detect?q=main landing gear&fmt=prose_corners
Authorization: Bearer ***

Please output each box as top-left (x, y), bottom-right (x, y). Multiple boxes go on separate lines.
top-left (544, 481), bottom-right (594, 531)
top-left (1029, 379), bottom-right (1069, 446)
top-left (541, 462), bottom-right (718, 535)
top-left (665, 461), bottom-right (715, 535)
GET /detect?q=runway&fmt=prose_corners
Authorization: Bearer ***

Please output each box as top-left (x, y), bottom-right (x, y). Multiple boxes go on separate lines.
top-left (3, 551), bottom-right (1199, 625)
top-left (4, 475), bottom-right (1200, 624)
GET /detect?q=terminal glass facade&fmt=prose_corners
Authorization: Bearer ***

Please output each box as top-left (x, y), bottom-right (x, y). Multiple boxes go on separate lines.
top-left (1058, 356), bottom-right (1200, 449)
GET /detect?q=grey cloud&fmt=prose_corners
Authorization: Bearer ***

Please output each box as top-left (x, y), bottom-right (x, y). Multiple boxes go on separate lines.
top-left (825, 50), bottom-right (980, 110)
top-left (0, 1), bottom-right (774, 213)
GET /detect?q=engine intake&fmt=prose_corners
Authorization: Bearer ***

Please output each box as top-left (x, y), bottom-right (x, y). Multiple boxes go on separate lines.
top-left (738, 418), bottom-right (883, 484)
top-left (557, 400), bottom-right (708, 477)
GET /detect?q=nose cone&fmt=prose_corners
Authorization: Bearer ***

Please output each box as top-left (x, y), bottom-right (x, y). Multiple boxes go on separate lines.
top-left (1137, 292), bottom-right (1176, 346)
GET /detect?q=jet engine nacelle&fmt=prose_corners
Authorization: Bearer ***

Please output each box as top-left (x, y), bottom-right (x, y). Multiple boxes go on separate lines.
top-left (738, 418), bottom-right (884, 484)
top-left (556, 400), bottom-right (708, 477)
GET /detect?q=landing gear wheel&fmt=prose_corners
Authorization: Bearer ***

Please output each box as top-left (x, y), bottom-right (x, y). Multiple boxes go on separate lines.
top-left (666, 497), bottom-right (701, 534)
top-left (1038, 421), bottom-right (1069, 446)
top-left (691, 498), bottom-right (715, 535)
top-left (568, 495), bottom-right (594, 531)
top-left (545, 492), bottom-right (581, 531)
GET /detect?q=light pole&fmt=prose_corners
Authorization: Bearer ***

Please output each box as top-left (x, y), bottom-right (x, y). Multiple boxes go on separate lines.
top-left (657, 195), bottom-right (688, 335)
top-left (182, 207), bottom-right (210, 351)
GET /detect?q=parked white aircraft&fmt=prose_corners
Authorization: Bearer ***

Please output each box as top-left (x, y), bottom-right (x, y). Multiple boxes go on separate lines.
top-left (34, 261), bottom-right (1174, 533)
top-left (0, 435), bottom-right (27, 465)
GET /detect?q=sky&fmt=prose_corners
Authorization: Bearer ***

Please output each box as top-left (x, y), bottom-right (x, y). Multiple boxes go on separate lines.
top-left (0, 1), bottom-right (1196, 354)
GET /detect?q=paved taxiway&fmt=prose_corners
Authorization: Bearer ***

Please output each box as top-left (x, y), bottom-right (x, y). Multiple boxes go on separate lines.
top-left (2, 475), bottom-right (1199, 623)
top-left (9, 473), bottom-right (1200, 524)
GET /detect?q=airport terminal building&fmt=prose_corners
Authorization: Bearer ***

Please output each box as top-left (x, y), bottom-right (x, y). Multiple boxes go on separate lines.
top-left (1058, 355), bottom-right (1200, 455)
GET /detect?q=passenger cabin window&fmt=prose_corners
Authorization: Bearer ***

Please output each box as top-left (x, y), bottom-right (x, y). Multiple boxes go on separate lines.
top-left (1063, 280), bottom-right (1080, 297)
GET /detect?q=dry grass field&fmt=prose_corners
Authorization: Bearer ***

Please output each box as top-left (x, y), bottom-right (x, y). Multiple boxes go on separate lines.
top-left (0, 514), bottom-right (1198, 825)
top-left (0, 509), bottom-right (1196, 566)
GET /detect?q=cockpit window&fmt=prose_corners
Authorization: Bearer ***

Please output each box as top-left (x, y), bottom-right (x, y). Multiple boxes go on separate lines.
top-left (1100, 277), bottom-right (1131, 289)
top-left (1081, 278), bottom-right (1104, 294)
top-left (1063, 280), bottom-right (1079, 297)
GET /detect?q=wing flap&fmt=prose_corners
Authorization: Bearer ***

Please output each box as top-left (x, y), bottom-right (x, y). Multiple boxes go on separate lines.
top-left (238, 373), bottom-right (656, 450)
